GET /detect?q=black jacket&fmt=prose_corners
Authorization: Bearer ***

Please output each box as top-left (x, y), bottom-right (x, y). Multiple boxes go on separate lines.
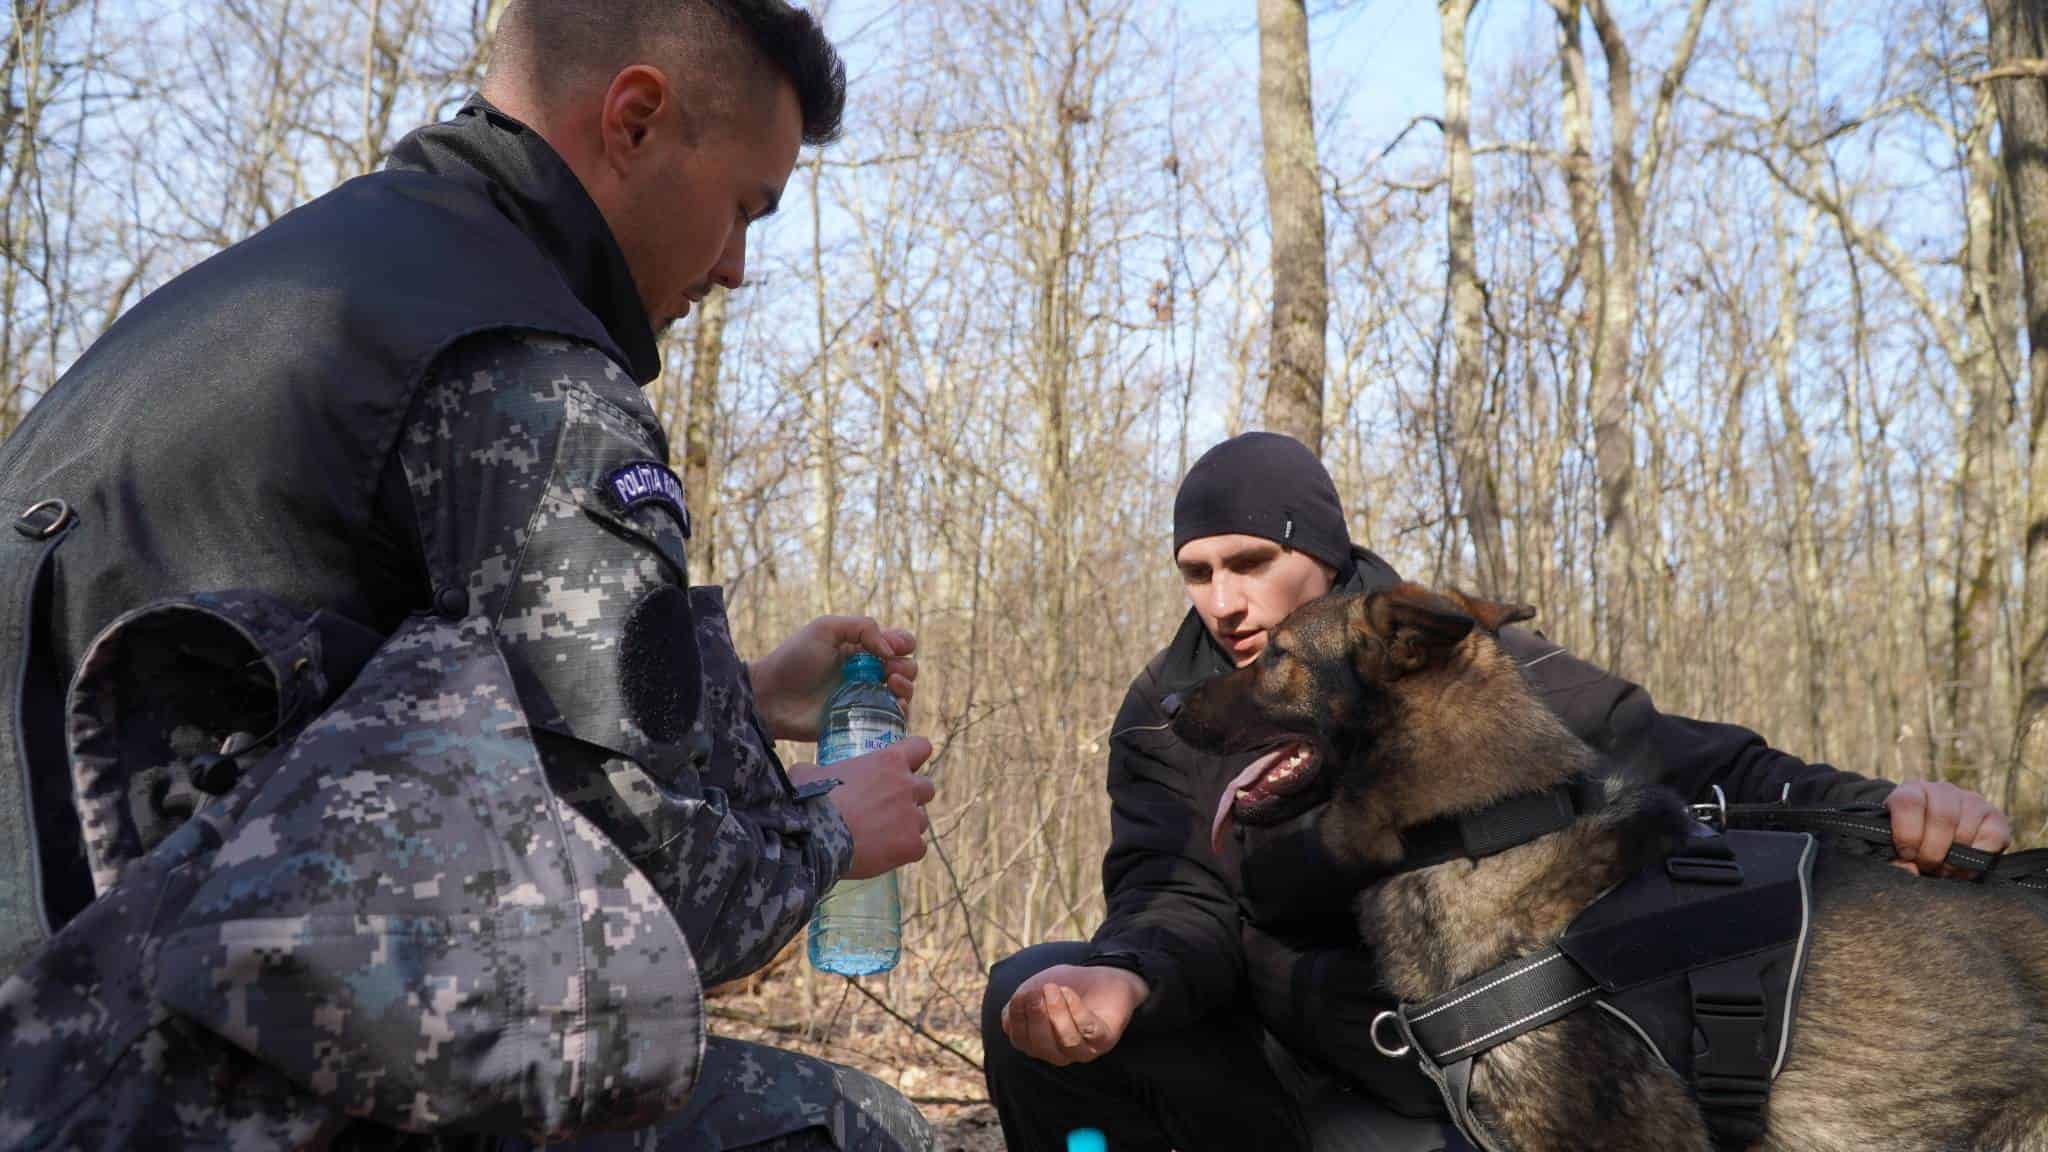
top-left (1083, 547), bottom-right (1890, 1111)
top-left (0, 100), bottom-right (655, 954)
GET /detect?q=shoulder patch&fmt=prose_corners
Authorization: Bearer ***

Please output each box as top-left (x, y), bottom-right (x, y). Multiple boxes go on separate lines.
top-left (605, 461), bottom-right (691, 539)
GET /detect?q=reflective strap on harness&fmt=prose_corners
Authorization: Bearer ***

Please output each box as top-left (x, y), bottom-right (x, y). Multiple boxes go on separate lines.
top-left (1404, 945), bottom-right (1601, 1066)
top-left (1690, 961), bottom-right (1773, 1150)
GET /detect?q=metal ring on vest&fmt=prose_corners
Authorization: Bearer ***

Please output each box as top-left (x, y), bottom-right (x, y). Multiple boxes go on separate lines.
top-left (14, 499), bottom-right (72, 540)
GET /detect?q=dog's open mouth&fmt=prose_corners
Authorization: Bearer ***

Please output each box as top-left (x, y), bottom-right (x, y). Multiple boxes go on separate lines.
top-left (1210, 740), bottom-right (1322, 854)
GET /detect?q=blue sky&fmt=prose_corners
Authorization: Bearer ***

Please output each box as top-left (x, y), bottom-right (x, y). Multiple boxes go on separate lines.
top-left (827, 0), bottom-right (1468, 156)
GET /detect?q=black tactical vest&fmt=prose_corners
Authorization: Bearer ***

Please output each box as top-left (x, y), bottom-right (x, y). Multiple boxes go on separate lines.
top-left (0, 100), bottom-right (661, 975)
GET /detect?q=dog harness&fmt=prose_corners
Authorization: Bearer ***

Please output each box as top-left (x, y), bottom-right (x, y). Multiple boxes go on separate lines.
top-left (1383, 824), bottom-right (1812, 1152)
top-left (1372, 781), bottom-right (2048, 1152)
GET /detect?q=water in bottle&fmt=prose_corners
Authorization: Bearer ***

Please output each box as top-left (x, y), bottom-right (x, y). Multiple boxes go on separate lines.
top-left (806, 651), bottom-right (905, 975)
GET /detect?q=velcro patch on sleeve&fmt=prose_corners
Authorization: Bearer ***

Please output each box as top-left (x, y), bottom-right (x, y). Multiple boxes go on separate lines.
top-left (606, 461), bottom-right (692, 539)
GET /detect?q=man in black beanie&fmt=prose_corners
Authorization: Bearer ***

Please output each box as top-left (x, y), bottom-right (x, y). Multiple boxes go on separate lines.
top-left (977, 431), bottom-right (2012, 1152)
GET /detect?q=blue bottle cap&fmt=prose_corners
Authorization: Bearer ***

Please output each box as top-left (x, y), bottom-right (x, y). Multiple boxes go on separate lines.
top-left (1066, 1129), bottom-right (1107, 1152)
top-left (844, 651), bottom-right (885, 682)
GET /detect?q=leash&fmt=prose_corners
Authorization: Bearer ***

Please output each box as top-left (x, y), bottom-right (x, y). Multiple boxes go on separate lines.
top-left (1688, 786), bottom-right (2048, 892)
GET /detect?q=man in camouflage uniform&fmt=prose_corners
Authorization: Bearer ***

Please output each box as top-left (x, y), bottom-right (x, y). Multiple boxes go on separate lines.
top-left (0, 1), bottom-right (933, 1148)
top-left (403, 333), bottom-right (937, 1152)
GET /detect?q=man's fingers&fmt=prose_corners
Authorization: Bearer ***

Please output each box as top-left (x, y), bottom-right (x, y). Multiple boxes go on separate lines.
top-left (894, 736), bottom-right (935, 772)
top-left (886, 671), bottom-right (917, 705)
top-left (1888, 784), bottom-right (1926, 865)
top-left (1061, 986), bottom-right (1107, 1056)
top-left (883, 628), bottom-right (917, 658)
top-left (1023, 997), bottom-right (1068, 1066)
top-left (1951, 801), bottom-right (1988, 865)
top-left (1978, 809), bottom-right (2014, 854)
top-left (848, 617), bottom-right (897, 659)
top-left (1918, 784), bottom-right (1961, 872)
top-left (1042, 985), bottom-right (1086, 1052)
top-left (911, 774), bottom-right (937, 806)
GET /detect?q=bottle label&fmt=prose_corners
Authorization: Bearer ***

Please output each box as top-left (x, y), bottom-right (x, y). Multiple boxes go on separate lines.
top-left (819, 706), bottom-right (903, 766)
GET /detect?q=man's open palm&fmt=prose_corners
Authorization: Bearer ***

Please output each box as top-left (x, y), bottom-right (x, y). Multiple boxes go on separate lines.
top-left (1000, 964), bottom-right (1149, 1067)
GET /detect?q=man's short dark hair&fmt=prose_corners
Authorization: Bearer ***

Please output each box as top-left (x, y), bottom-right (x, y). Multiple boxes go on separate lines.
top-left (495, 1), bottom-right (846, 146)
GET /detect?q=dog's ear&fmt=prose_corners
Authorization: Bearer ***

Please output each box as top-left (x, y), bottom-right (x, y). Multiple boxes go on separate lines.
top-left (1446, 590), bottom-right (1538, 634)
top-left (1354, 585), bottom-right (1475, 676)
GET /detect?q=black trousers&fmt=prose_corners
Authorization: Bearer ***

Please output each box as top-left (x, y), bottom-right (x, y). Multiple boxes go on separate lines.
top-left (981, 943), bottom-right (1469, 1152)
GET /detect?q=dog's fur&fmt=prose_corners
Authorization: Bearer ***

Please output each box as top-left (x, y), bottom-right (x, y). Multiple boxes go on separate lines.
top-left (1173, 582), bottom-right (2048, 1152)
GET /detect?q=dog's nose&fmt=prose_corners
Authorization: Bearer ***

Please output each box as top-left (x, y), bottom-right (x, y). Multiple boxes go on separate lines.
top-left (1161, 693), bottom-right (1183, 720)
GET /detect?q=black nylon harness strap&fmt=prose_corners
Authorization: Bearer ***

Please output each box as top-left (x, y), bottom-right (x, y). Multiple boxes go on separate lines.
top-left (1690, 961), bottom-right (1772, 1148)
top-left (1714, 801), bottom-right (2048, 891)
top-left (1397, 774), bottom-right (1607, 874)
top-left (1403, 945), bottom-right (1602, 1065)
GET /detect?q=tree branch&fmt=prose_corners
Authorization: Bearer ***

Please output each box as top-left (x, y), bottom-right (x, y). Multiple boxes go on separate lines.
top-left (1965, 59), bottom-right (2048, 85)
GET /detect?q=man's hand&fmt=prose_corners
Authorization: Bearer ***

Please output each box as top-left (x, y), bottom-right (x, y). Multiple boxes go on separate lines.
top-left (789, 737), bottom-right (935, 879)
top-left (999, 964), bottom-right (1149, 1067)
top-left (748, 616), bottom-right (918, 742)
top-left (1887, 780), bottom-right (2012, 878)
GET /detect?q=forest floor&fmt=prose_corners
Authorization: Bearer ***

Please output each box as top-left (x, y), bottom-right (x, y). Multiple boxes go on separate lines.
top-left (707, 954), bottom-right (1005, 1151)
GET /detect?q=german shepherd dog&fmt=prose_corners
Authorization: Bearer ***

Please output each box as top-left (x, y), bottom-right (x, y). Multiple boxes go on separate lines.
top-left (1171, 582), bottom-right (2048, 1152)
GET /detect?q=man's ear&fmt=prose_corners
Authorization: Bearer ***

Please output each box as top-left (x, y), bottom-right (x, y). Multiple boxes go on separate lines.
top-left (1359, 584), bottom-right (1475, 675)
top-left (1446, 589), bottom-right (1537, 634)
top-left (600, 65), bottom-right (674, 165)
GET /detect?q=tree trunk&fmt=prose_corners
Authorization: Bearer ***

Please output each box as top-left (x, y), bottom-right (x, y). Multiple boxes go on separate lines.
top-left (1440, 0), bottom-right (1509, 595)
top-left (1548, 0), bottom-right (1615, 658)
top-left (1255, 0), bottom-right (1327, 452)
top-left (1952, 88), bottom-right (2015, 781)
top-left (1989, 0), bottom-right (2048, 808)
top-left (807, 156), bottom-right (838, 614)
top-left (1586, 0), bottom-right (1644, 675)
top-left (1768, 196), bottom-right (1831, 759)
top-left (1548, 0), bottom-right (1710, 672)
top-left (683, 285), bottom-right (727, 581)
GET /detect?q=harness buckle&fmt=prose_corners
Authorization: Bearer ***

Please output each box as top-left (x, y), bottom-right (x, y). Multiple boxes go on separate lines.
top-left (1688, 783), bottom-right (1729, 831)
top-left (1690, 963), bottom-right (1773, 1147)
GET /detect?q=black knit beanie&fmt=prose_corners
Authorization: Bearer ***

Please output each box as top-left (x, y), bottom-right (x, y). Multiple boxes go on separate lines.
top-left (1172, 432), bottom-right (1352, 573)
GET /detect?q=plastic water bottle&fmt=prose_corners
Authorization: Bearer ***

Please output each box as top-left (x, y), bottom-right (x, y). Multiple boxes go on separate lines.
top-left (806, 652), bottom-right (905, 975)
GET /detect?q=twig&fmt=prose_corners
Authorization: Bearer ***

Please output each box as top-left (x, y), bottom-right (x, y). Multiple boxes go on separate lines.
top-left (845, 978), bottom-right (985, 1073)
top-left (907, 1095), bottom-right (992, 1107)
top-left (927, 825), bottom-right (985, 975)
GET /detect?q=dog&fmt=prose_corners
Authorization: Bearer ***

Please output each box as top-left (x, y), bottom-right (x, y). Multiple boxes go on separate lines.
top-left (1170, 581), bottom-right (2048, 1152)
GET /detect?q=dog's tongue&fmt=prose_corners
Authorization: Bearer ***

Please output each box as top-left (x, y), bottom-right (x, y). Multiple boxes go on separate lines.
top-left (1211, 747), bottom-right (1290, 856)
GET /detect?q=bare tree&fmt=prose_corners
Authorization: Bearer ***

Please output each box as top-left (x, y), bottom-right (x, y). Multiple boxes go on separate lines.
top-left (1256, 0), bottom-right (1327, 451)
top-left (683, 285), bottom-right (728, 581)
top-left (1988, 0), bottom-right (2048, 805)
top-left (1547, 0), bottom-right (1711, 671)
top-left (1440, 0), bottom-right (1509, 594)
